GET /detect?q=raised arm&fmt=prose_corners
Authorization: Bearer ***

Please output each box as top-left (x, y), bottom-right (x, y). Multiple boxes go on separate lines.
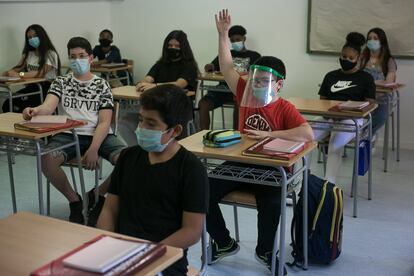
top-left (216, 9), bottom-right (239, 95)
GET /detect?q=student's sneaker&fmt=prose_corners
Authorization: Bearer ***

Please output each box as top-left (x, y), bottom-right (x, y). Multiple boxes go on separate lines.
top-left (87, 191), bottom-right (106, 227)
top-left (208, 238), bottom-right (240, 264)
top-left (255, 251), bottom-right (287, 275)
top-left (69, 194), bottom-right (84, 225)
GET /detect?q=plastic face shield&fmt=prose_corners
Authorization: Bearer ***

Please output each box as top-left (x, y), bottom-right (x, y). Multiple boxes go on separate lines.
top-left (240, 65), bottom-right (284, 108)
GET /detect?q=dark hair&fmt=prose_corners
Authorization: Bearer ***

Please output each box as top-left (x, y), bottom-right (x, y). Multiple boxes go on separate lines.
top-left (15, 24), bottom-right (61, 77)
top-left (342, 32), bottom-right (366, 54)
top-left (254, 56), bottom-right (286, 80)
top-left (158, 30), bottom-right (199, 71)
top-left (99, 29), bottom-right (113, 39)
top-left (140, 84), bottom-right (192, 129)
top-left (67, 37), bottom-right (93, 56)
top-left (228, 25), bottom-right (246, 37)
top-left (361, 27), bottom-right (395, 77)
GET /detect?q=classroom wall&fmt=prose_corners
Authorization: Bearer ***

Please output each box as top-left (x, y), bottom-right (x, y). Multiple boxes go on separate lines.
top-left (1, 0), bottom-right (413, 149)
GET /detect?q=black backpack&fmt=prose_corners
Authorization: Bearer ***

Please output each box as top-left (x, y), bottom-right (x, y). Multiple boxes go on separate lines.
top-left (290, 174), bottom-right (343, 266)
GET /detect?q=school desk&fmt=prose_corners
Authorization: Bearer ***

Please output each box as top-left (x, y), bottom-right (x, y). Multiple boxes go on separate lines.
top-left (179, 130), bottom-right (316, 276)
top-left (288, 97), bottom-right (378, 218)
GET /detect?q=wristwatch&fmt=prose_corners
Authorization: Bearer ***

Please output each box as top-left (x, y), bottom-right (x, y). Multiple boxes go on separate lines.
top-left (19, 72), bottom-right (25, 77)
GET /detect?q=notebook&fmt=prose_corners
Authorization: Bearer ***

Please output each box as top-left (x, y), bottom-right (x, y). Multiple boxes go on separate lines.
top-left (101, 63), bottom-right (126, 68)
top-left (63, 236), bottom-right (147, 273)
top-left (30, 115), bottom-right (68, 124)
top-left (242, 137), bottom-right (306, 160)
top-left (263, 138), bottom-right (305, 153)
top-left (31, 235), bottom-right (167, 276)
top-left (0, 76), bottom-right (21, 82)
top-left (14, 118), bottom-right (84, 133)
top-left (337, 101), bottom-right (369, 111)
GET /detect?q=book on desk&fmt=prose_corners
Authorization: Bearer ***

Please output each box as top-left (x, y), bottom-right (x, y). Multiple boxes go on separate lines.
top-left (328, 100), bottom-right (372, 114)
top-left (30, 235), bottom-right (167, 276)
top-left (0, 76), bottom-right (21, 82)
top-left (100, 63), bottom-right (126, 68)
top-left (242, 137), bottom-right (305, 160)
top-left (14, 115), bottom-right (84, 133)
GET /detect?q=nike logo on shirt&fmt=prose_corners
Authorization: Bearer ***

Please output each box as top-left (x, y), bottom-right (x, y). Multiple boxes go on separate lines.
top-left (331, 81), bottom-right (356, 92)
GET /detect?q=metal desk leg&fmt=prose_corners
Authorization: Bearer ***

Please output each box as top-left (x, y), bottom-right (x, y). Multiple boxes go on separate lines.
top-left (302, 156), bottom-right (309, 270)
top-left (368, 114), bottom-right (373, 200)
top-left (7, 151), bottom-right (17, 213)
top-left (8, 87), bottom-right (13, 112)
top-left (273, 167), bottom-right (288, 276)
top-left (352, 119), bottom-right (359, 218)
top-left (391, 112), bottom-right (395, 151)
top-left (396, 91), bottom-right (400, 162)
top-left (200, 220), bottom-right (208, 276)
top-left (35, 141), bottom-right (45, 215)
top-left (37, 83), bottom-right (44, 104)
top-left (383, 94), bottom-right (391, 172)
top-left (72, 130), bottom-right (86, 220)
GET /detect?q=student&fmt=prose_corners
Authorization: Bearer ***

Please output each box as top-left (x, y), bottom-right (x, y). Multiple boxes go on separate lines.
top-left (206, 10), bottom-right (313, 274)
top-left (92, 29), bottom-right (126, 86)
top-left (2, 24), bottom-right (60, 112)
top-left (314, 32), bottom-right (376, 184)
top-left (198, 25), bottom-right (261, 130)
top-left (118, 30), bottom-right (198, 146)
top-left (97, 85), bottom-right (208, 276)
top-left (360, 27), bottom-right (397, 135)
top-left (22, 37), bottom-right (126, 224)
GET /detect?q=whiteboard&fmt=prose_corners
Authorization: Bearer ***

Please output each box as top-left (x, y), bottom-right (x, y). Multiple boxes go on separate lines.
top-left (307, 0), bottom-right (414, 58)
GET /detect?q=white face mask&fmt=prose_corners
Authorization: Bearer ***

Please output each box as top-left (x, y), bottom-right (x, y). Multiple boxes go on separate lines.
top-left (231, 41), bottom-right (244, 52)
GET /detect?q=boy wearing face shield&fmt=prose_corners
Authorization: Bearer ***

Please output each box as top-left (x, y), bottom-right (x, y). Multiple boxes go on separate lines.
top-left (206, 9), bottom-right (314, 274)
top-left (199, 25), bottom-right (261, 130)
top-left (97, 85), bottom-right (208, 276)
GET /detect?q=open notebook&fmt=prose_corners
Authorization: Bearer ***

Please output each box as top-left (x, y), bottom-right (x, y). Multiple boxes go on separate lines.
top-left (337, 101), bottom-right (369, 111)
top-left (242, 137), bottom-right (306, 160)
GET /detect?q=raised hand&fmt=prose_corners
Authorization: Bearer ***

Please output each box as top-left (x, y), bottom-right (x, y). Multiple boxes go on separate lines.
top-left (215, 9), bottom-right (231, 35)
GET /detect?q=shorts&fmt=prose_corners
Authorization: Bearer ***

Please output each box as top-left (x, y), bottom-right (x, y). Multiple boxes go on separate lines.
top-left (47, 133), bottom-right (127, 163)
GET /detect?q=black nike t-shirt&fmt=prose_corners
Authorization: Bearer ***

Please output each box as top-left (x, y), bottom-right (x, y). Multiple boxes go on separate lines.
top-left (318, 69), bottom-right (376, 101)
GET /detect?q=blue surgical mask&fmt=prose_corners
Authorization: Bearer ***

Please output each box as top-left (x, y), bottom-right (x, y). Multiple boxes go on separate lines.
top-left (367, 39), bottom-right (381, 51)
top-left (28, 37), bottom-right (40, 48)
top-left (69, 58), bottom-right (90, 75)
top-left (135, 126), bottom-right (173, 152)
top-left (231, 41), bottom-right (244, 52)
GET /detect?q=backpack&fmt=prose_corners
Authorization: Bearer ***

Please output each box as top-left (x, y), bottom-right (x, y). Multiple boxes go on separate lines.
top-left (290, 174), bottom-right (343, 266)
top-left (203, 129), bottom-right (241, 148)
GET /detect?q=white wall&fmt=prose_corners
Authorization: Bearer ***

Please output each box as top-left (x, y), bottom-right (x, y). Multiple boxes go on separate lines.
top-left (1, 0), bottom-right (413, 149)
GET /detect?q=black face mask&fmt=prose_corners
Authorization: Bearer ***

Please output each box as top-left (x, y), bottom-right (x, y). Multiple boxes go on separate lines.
top-left (99, 38), bottom-right (112, 47)
top-left (339, 58), bottom-right (357, 71)
top-left (167, 48), bottom-right (181, 60)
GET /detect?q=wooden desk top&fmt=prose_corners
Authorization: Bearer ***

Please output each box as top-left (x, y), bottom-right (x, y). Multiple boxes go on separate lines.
top-left (375, 83), bottom-right (405, 93)
top-left (0, 112), bottom-right (83, 140)
top-left (198, 72), bottom-right (225, 81)
top-left (91, 64), bottom-right (133, 73)
top-left (288, 97), bottom-right (377, 118)
top-left (0, 212), bottom-right (182, 276)
top-left (112, 86), bottom-right (195, 101)
top-left (0, 77), bottom-right (46, 88)
top-left (179, 130), bottom-right (316, 167)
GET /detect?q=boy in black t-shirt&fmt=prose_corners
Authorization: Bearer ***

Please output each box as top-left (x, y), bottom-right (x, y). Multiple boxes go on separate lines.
top-left (97, 84), bottom-right (208, 276)
top-left (92, 29), bottom-right (126, 85)
top-left (199, 25), bottom-right (261, 130)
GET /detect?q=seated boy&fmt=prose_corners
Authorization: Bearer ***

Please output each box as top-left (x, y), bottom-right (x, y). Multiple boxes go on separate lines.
top-left (22, 37), bottom-right (126, 224)
top-left (206, 10), bottom-right (314, 274)
top-left (92, 29), bottom-right (127, 85)
top-left (198, 25), bottom-right (261, 130)
top-left (97, 84), bottom-right (208, 276)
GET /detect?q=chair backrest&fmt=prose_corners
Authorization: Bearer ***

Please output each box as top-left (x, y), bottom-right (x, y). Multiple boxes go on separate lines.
top-left (122, 59), bottom-right (135, 84)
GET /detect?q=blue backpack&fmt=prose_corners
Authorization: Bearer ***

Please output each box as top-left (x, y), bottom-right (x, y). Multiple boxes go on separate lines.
top-left (290, 174), bottom-right (343, 266)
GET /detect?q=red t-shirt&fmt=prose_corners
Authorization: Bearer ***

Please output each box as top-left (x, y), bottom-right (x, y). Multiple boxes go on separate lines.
top-left (236, 77), bottom-right (306, 133)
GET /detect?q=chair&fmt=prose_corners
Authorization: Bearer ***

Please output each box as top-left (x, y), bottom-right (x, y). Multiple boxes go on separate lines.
top-left (211, 102), bottom-right (235, 130)
top-left (122, 58), bottom-right (135, 85)
top-left (46, 102), bottom-right (120, 218)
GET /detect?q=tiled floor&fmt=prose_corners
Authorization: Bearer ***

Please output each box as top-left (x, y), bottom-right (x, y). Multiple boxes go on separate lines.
top-left (1, 143), bottom-right (414, 276)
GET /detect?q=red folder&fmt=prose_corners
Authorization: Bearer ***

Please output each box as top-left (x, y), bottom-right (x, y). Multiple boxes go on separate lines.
top-left (242, 137), bottom-right (305, 160)
top-left (14, 119), bottom-right (85, 133)
top-left (30, 235), bottom-right (167, 276)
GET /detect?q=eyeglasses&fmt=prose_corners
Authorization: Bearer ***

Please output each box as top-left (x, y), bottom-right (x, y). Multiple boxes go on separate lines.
top-left (252, 78), bottom-right (276, 86)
